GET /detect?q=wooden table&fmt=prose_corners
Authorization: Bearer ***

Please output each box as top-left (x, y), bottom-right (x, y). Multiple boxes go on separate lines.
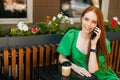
top-left (34, 64), bottom-right (97, 80)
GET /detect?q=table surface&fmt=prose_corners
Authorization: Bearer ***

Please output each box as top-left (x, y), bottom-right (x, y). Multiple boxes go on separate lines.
top-left (34, 64), bottom-right (96, 80)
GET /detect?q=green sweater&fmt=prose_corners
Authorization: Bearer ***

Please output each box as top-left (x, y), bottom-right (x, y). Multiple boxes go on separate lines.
top-left (57, 29), bottom-right (119, 80)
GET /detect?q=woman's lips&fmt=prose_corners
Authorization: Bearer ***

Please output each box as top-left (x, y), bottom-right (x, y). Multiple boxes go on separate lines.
top-left (84, 26), bottom-right (92, 31)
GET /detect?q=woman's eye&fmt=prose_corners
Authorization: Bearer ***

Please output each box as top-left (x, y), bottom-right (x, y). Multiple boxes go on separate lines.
top-left (92, 21), bottom-right (97, 24)
top-left (84, 18), bottom-right (89, 21)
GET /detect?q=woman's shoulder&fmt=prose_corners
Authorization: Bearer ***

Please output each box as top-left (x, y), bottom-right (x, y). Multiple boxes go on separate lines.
top-left (61, 29), bottom-right (79, 41)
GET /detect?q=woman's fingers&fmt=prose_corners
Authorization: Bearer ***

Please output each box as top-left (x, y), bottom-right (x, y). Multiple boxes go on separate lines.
top-left (94, 27), bottom-right (101, 36)
top-left (80, 68), bottom-right (92, 77)
top-left (91, 27), bottom-right (101, 44)
top-left (78, 72), bottom-right (84, 76)
top-left (72, 64), bottom-right (92, 77)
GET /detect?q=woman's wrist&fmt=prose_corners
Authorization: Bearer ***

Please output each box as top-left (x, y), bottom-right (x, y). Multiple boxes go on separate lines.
top-left (90, 48), bottom-right (96, 52)
top-left (91, 44), bottom-right (96, 49)
top-left (90, 45), bottom-right (96, 52)
top-left (71, 63), bottom-right (76, 69)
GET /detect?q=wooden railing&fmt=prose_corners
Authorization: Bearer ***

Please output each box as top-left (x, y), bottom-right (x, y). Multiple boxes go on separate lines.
top-left (0, 40), bottom-right (120, 80)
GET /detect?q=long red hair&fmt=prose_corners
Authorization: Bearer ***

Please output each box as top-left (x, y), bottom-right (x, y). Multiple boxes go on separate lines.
top-left (81, 6), bottom-right (110, 70)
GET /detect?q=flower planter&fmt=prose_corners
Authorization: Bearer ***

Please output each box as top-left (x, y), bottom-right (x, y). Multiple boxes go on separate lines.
top-left (0, 34), bottom-right (63, 49)
top-left (0, 37), bottom-right (8, 50)
top-left (0, 32), bottom-right (120, 50)
top-left (106, 32), bottom-right (120, 40)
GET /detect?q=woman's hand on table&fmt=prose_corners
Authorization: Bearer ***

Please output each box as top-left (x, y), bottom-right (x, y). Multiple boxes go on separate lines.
top-left (71, 63), bottom-right (92, 77)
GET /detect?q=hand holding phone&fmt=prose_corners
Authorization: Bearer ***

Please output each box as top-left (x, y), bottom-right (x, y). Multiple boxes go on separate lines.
top-left (91, 28), bottom-right (97, 40)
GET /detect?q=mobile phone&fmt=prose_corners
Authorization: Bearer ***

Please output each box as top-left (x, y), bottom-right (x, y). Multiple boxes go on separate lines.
top-left (91, 28), bottom-right (97, 40)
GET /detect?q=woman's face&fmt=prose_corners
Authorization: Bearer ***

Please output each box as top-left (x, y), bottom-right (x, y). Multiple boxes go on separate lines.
top-left (81, 11), bottom-right (97, 33)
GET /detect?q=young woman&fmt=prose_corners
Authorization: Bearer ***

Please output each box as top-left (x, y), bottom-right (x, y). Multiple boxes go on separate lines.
top-left (57, 6), bottom-right (119, 80)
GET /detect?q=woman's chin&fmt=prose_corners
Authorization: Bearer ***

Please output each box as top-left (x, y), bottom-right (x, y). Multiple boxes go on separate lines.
top-left (83, 29), bottom-right (91, 33)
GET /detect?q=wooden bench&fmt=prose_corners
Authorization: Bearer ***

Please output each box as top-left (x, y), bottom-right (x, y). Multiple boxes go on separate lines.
top-left (0, 40), bottom-right (120, 80)
top-left (0, 43), bottom-right (58, 80)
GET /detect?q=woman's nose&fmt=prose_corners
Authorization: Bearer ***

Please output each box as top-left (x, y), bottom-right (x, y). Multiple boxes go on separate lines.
top-left (87, 21), bottom-right (91, 27)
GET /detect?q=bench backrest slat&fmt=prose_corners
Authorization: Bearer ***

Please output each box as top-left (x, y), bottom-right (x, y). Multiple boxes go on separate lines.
top-left (25, 47), bottom-right (31, 80)
top-left (44, 45), bottom-right (51, 66)
top-left (18, 48), bottom-right (24, 80)
top-left (38, 45), bottom-right (44, 66)
top-left (11, 48), bottom-right (16, 79)
top-left (31, 46), bottom-right (38, 80)
top-left (3, 49), bottom-right (9, 75)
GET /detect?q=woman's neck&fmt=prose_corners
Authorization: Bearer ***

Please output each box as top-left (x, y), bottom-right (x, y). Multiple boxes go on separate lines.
top-left (80, 31), bottom-right (91, 40)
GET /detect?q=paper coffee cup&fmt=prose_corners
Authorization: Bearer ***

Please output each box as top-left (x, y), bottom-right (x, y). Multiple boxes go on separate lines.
top-left (61, 61), bottom-right (71, 76)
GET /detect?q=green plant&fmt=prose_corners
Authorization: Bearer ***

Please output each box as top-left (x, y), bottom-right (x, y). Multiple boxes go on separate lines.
top-left (46, 12), bottom-right (74, 34)
top-left (105, 17), bottom-right (120, 32)
top-left (0, 27), bottom-right (10, 37)
top-left (35, 22), bottom-right (49, 34)
top-left (10, 22), bottom-right (31, 36)
top-left (0, 13), bottom-right (82, 37)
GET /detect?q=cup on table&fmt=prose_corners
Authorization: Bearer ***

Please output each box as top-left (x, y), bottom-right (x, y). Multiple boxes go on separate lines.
top-left (61, 61), bottom-right (71, 76)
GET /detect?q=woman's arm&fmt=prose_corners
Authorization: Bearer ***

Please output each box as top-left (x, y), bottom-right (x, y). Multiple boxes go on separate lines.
top-left (59, 54), bottom-right (92, 77)
top-left (88, 47), bottom-right (99, 73)
top-left (88, 27), bottom-right (101, 73)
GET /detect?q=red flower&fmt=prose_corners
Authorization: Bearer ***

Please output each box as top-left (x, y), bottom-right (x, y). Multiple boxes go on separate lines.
top-left (111, 17), bottom-right (118, 27)
top-left (31, 27), bottom-right (38, 34)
